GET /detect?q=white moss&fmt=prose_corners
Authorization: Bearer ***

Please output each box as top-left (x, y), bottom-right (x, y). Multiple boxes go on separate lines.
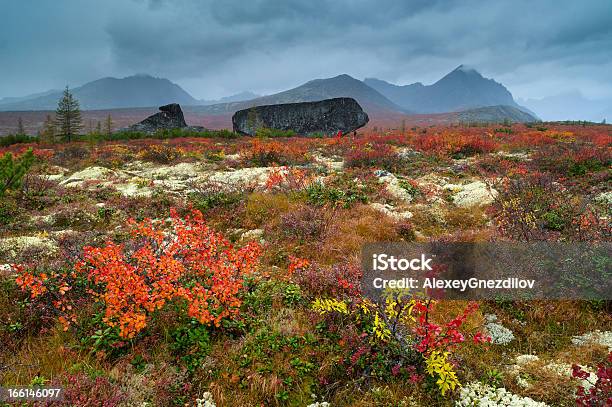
top-left (484, 314), bottom-right (514, 345)
top-left (571, 330), bottom-right (612, 351)
top-left (455, 381), bottom-right (548, 406)
top-left (515, 355), bottom-right (540, 366)
top-left (196, 392), bottom-right (216, 407)
top-left (0, 235), bottom-right (58, 258)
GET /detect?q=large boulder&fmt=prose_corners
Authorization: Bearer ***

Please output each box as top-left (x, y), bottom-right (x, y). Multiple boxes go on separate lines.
top-left (123, 103), bottom-right (205, 133)
top-left (232, 97), bottom-right (369, 136)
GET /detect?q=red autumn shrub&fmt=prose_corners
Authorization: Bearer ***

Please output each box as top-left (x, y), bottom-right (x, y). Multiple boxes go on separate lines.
top-left (572, 352), bottom-right (612, 406)
top-left (344, 141), bottom-right (401, 171)
top-left (290, 258), bottom-right (361, 299)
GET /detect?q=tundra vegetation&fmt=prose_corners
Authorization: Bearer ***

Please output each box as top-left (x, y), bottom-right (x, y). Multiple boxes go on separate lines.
top-left (0, 120), bottom-right (610, 406)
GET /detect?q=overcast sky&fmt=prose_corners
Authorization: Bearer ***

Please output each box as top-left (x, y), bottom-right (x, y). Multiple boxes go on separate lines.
top-left (2, 0), bottom-right (611, 101)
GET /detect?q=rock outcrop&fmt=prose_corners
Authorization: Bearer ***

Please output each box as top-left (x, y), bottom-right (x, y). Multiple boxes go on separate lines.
top-left (232, 97), bottom-right (369, 136)
top-left (123, 103), bottom-right (205, 133)
top-left (444, 181), bottom-right (498, 208)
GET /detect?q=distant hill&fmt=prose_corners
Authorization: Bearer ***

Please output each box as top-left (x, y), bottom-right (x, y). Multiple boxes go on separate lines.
top-left (518, 91), bottom-right (611, 122)
top-left (199, 91), bottom-right (261, 105)
top-left (0, 74), bottom-right (198, 111)
top-left (189, 74), bottom-right (405, 115)
top-left (364, 65), bottom-right (529, 114)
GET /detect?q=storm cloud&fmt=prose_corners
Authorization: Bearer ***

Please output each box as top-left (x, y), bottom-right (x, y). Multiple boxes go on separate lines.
top-left (1, 0), bottom-right (611, 101)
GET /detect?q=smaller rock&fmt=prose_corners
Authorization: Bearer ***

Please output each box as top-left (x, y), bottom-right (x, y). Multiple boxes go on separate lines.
top-left (397, 147), bottom-right (421, 159)
top-left (376, 172), bottom-right (414, 202)
top-left (60, 166), bottom-right (120, 187)
top-left (374, 170), bottom-right (391, 177)
top-left (206, 167), bottom-right (277, 189)
top-left (123, 103), bottom-right (207, 134)
top-left (368, 203), bottom-right (413, 221)
top-left (240, 229), bottom-right (264, 243)
top-left (115, 182), bottom-right (154, 198)
top-left (445, 181), bottom-right (498, 208)
top-left (312, 153), bottom-right (344, 172)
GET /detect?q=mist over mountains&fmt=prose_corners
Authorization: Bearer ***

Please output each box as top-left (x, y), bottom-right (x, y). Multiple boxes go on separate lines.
top-left (0, 66), bottom-right (570, 123)
top-left (518, 91), bottom-right (611, 122)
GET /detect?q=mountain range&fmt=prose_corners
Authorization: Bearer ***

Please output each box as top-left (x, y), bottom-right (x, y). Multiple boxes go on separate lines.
top-left (190, 74), bottom-right (405, 115)
top-left (0, 68), bottom-right (541, 122)
top-left (0, 75), bottom-right (198, 111)
top-left (364, 65), bottom-right (525, 114)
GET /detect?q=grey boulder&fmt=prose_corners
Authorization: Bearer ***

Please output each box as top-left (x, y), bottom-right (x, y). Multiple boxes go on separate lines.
top-left (232, 97), bottom-right (369, 136)
top-left (123, 103), bottom-right (205, 133)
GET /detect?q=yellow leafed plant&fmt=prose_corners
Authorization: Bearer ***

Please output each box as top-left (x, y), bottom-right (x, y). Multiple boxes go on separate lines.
top-left (311, 297), bottom-right (349, 314)
top-left (425, 350), bottom-right (460, 396)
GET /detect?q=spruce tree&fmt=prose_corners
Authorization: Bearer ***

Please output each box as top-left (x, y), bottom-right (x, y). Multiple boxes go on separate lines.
top-left (104, 114), bottom-right (113, 136)
top-left (17, 117), bottom-right (25, 136)
top-left (41, 114), bottom-right (56, 144)
top-left (55, 86), bottom-right (82, 142)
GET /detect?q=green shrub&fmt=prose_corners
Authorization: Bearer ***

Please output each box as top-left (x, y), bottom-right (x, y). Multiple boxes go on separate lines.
top-left (303, 181), bottom-right (368, 208)
top-left (0, 134), bottom-right (39, 147)
top-left (0, 149), bottom-right (35, 197)
top-left (189, 188), bottom-right (244, 211)
top-left (99, 128), bottom-right (239, 142)
top-left (0, 197), bottom-right (18, 225)
top-left (171, 320), bottom-right (212, 374)
top-left (255, 127), bottom-right (297, 138)
top-left (567, 159), bottom-right (606, 176)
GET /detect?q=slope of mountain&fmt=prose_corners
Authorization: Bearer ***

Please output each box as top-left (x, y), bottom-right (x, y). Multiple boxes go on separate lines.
top-left (456, 105), bottom-right (539, 123)
top-left (190, 74), bottom-right (405, 115)
top-left (0, 89), bottom-right (61, 106)
top-left (0, 74), bottom-right (198, 111)
top-left (518, 91), bottom-right (611, 122)
top-left (364, 65), bottom-right (522, 114)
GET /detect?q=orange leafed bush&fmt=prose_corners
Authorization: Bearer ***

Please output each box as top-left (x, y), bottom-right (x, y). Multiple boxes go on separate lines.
top-left (16, 208), bottom-right (262, 339)
top-left (411, 132), bottom-right (498, 157)
top-left (265, 166), bottom-right (313, 191)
